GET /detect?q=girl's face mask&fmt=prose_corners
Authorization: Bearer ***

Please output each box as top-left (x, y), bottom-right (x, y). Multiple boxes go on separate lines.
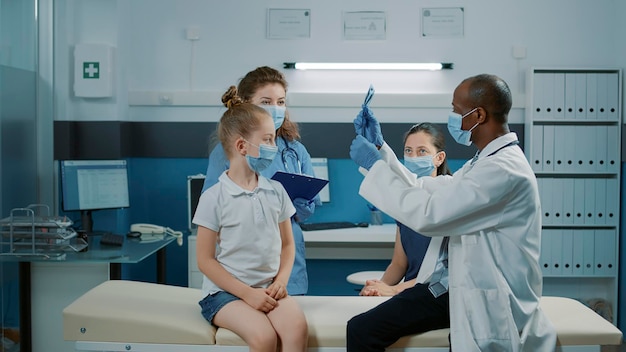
top-left (245, 141), bottom-right (278, 173)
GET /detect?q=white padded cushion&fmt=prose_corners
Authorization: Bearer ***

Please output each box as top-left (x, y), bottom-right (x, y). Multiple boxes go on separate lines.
top-left (216, 296), bottom-right (450, 347)
top-left (540, 296), bottom-right (622, 346)
top-left (63, 280), bottom-right (216, 344)
top-left (64, 280), bottom-right (623, 347)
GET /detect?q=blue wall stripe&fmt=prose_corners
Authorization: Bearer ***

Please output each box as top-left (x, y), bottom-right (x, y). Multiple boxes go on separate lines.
top-left (54, 121), bottom-right (527, 161)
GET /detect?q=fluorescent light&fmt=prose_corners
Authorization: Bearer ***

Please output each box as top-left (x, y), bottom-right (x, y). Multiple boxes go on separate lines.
top-left (283, 62), bottom-right (453, 71)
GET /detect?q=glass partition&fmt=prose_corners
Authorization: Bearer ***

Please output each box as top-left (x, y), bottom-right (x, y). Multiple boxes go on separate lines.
top-left (1, 0), bottom-right (39, 351)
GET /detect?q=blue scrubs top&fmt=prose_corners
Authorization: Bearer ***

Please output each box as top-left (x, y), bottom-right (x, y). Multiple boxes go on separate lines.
top-left (202, 137), bottom-right (320, 295)
top-left (396, 221), bottom-right (431, 281)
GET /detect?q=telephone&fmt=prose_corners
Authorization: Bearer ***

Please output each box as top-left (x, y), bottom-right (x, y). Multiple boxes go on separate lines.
top-left (130, 223), bottom-right (184, 246)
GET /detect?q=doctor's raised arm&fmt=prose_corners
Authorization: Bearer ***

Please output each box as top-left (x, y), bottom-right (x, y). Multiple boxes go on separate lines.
top-left (347, 75), bottom-right (557, 352)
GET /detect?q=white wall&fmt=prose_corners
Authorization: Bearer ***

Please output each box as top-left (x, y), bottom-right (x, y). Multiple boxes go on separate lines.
top-left (53, 0), bottom-right (625, 123)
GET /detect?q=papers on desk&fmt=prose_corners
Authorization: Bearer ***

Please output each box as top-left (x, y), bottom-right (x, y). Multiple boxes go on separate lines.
top-left (271, 171), bottom-right (328, 201)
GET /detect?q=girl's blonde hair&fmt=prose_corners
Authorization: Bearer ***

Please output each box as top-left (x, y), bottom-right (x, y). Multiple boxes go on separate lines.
top-left (218, 86), bottom-right (270, 157)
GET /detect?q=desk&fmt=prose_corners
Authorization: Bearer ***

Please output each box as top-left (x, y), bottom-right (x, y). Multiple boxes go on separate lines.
top-left (303, 223), bottom-right (397, 259)
top-left (2, 234), bottom-right (175, 352)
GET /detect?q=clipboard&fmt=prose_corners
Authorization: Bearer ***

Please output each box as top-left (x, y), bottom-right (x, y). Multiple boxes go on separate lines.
top-left (271, 171), bottom-right (329, 201)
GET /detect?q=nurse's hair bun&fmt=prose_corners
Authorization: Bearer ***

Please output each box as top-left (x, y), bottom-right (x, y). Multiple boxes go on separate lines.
top-left (221, 86), bottom-right (244, 109)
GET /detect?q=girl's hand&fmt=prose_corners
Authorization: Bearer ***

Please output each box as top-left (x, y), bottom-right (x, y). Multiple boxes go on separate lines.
top-left (266, 280), bottom-right (288, 300)
top-left (243, 288), bottom-right (278, 313)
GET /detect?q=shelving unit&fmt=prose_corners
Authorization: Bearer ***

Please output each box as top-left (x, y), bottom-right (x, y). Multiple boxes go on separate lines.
top-left (525, 68), bottom-right (622, 324)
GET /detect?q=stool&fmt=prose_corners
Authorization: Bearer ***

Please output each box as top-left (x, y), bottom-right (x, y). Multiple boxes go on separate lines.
top-left (346, 271), bottom-right (386, 285)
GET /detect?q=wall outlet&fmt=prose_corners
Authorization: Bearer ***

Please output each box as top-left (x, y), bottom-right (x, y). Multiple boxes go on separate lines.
top-left (159, 93), bottom-right (173, 105)
top-left (186, 27), bottom-right (200, 41)
top-left (512, 45), bottom-right (527, 59)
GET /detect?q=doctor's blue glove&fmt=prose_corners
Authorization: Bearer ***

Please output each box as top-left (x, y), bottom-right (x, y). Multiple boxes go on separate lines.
top-left (353, 84), bottom-right (384, 147)
top-left (350, 135), bottom-right (382, 170)
top-left (293, 197), bottom-right (315, 222)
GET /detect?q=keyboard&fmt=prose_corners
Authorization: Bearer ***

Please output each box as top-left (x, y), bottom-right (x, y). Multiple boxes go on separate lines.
top-left (100, 233), bottom-right (125, 246)
top-left (299, 222), bottom-right (368, 231)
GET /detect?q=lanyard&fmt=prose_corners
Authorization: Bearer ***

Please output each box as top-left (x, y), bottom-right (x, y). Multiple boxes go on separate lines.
top-left (488, 140), bottom-right (519, 157)
top-left (471, 140), bottom-right (519, 165)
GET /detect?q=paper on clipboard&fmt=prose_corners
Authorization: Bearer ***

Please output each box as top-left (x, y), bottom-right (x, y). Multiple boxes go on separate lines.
top-left (271, 171), bottom-right (329, 201)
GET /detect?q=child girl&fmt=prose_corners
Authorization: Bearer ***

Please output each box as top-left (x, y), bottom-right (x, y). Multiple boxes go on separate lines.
top-left (193, 87), bottom-right (308, 352)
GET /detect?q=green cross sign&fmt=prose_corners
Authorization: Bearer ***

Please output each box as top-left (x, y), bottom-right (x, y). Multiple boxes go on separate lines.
top-left (83, 62), bottom-right (100, 79)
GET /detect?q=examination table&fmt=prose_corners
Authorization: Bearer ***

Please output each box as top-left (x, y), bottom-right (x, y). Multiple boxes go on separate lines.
top-left (63, 280), bottom-right (622, 351)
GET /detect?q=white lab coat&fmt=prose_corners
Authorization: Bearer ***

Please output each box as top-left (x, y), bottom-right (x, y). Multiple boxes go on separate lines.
top-left (359, 132), bottom-right (556, 351)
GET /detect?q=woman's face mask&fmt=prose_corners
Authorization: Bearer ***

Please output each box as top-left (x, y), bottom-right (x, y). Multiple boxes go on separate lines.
top-left (447, 107), bottom-right (478, 146)
top-left (404, 154), bottom-right (437, 177)
top-left (260, 105), bottom-right (286, 130)
top-left (244, 140), bottom-right (278, 173)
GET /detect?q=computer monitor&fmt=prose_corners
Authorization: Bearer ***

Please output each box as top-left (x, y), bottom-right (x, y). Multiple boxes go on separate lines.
top-left (187, 174), bottom-right (205, 232)
top-left (60, 160), bottom-right (130, 233)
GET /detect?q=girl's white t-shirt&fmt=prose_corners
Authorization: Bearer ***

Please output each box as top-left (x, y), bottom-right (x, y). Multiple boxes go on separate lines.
top-left (193, 171), bottom-right (295, 296)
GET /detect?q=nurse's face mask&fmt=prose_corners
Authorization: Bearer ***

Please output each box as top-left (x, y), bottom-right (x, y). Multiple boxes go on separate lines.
top-left (259, 105), bottom-right (286, 130)
top-left (244, 140), bottom-right (278, 173)
top-left (447, 107), bottom-right (479, 146)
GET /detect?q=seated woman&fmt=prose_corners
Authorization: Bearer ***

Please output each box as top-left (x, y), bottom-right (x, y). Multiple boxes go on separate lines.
top-left (360, 122), bottom-right (452, 297)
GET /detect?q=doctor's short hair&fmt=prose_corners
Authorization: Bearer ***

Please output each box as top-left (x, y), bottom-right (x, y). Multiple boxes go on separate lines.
top-left (237, 66), bottom-right (300, 141)
top-left (404, 122), bottom-right (452, 176)
top-left (218, 86), bottom-right (271, 157)
top-left (465, 74), bottom-right (512, 123)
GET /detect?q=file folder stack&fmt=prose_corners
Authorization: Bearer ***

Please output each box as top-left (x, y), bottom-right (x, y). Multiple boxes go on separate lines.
top-left (539, 228), bottom-right (616, 277)
top-left (531, 125), bottom-right (618, 174)
top-left (537, 177), bottom-right (618, 226)
top-left (531, 71), bottom-right (619, 123)
top-left (526, 68), bottom-right (622, 324)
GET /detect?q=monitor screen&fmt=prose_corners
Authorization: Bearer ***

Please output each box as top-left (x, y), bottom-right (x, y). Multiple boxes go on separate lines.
top-left (61, 160), bottom-right (130, 212)
top-left (187, 174), bottom-right (205, 231)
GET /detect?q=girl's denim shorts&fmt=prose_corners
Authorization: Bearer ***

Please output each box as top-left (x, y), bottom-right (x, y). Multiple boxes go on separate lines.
top-left (199, 291), bottom-right (240, 324)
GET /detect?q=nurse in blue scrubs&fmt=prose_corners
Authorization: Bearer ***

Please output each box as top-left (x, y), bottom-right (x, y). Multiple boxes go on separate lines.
top-left (201, 66), bottom-right (320, 295)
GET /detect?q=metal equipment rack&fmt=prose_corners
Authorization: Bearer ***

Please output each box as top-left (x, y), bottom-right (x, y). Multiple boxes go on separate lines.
top-left (0, 204), bottom-right (87, 259)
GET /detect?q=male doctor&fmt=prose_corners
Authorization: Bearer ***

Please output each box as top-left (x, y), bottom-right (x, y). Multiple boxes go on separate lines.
top-left (348, 74), bottom-right (556, 351)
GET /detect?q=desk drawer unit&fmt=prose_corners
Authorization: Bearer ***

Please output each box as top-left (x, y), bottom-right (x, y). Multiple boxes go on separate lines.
top-left (188, 235), bottom-right (202, 288)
